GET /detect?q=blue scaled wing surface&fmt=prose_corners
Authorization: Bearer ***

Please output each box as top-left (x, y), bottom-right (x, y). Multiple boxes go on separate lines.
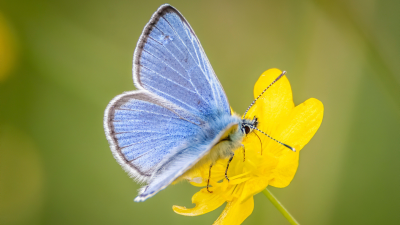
top-left (104, 4), bottom-right (233, 202)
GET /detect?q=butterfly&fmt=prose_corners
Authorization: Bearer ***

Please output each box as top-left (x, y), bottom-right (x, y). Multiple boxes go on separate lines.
top-left (103, 4), bottom-right (294, 202)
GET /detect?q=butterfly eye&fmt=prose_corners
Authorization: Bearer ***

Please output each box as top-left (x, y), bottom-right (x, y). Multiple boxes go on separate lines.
top-left (244, 126), bottom-right (251, 134)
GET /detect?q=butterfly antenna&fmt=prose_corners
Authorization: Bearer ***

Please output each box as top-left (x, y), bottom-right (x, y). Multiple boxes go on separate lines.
top-left (243, 71), bottom-right (287, 118)
top-left (250, 125), bottom-right (296, 152)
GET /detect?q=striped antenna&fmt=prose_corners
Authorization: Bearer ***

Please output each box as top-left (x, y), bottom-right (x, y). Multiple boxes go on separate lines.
top-left (243, 71), bottom-right (287, 118)
top-left (250, 125), bottom-right (296, 152)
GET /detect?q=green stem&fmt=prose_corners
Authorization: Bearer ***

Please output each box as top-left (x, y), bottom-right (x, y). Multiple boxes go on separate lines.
top-left (262, 188), bottom-right (300, 225)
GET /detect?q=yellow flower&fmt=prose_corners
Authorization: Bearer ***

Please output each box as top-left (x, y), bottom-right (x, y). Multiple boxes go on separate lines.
top-left (173, 68), bottom-right (324, 225)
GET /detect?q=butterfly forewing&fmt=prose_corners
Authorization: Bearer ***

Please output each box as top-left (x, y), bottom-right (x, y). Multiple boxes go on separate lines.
top-left (133, 5), bottom-right (230, 118)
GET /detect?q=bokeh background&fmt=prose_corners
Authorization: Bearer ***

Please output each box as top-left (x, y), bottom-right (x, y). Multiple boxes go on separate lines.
top-left (1, 0), bottom-right (400, 224)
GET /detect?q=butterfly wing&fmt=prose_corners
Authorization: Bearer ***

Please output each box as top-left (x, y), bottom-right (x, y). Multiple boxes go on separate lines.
top-left (133, 4), bottom-right (230, 118)
top-left (104, 4), bottom-right (238, 200)
top-left (104, 90), bottom-right (202, 182)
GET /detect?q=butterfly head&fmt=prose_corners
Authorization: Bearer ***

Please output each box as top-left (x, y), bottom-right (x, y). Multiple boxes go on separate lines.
top-left (241, 116), bottom-right (258, 135)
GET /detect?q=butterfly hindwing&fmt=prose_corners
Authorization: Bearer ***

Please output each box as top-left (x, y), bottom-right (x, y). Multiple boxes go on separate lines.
top-left (104, 90), bottom-right (201, 182)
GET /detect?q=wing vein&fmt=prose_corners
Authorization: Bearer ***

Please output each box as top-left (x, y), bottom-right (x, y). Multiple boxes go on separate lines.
top-left (120, 134), bottom-right (181, 149)
top-left (139, 63), bottom-right (199, 96)
top-left (141, 48), bottom-right (189, 83)
top-left (160, 16), bottom-right (206, 75)
top-left (143, 35), bottom-right (209, 104)
top-left (129, 139), bottom-right (177, 162)
top-left (117, 108), bottom-right (179, 118)
top-left (145, 85), bottom-right (200, 112)
top-left (160, 15), bottom-right (218, 105)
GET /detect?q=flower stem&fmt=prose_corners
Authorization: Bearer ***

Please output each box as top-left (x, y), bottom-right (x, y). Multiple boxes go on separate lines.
top-left (262, 188), bottom-right (300, 225)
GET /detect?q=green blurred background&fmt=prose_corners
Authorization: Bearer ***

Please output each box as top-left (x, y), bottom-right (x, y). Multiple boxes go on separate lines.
top-left (1, 0), bottom-right (400, 224)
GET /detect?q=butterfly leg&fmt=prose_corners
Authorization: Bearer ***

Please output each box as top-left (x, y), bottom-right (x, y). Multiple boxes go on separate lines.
top-left (225, 153), bottom-right (234, 182)
top-left (242, 144), bottom-right (246, 162)
top-left (207, 163), bottom-right (213, 193)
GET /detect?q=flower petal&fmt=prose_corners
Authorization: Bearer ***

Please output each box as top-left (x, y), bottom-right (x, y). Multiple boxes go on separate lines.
top-left (173, 188), bottom-right (225, 216)
top-left (268, 152), bottom-right (299, 188)
top-left (276, 98), bottom-right (324, 152)
top-left (269, 98), bottom-right (324, 187)
top-left (245, 68), bottom-right (294, 136)
top-left (238, 177), bottom-right (268, 203)
top-left (234, 152), bottom-right (277, 203)
top-left (213, 197), bottom-right (254, 225)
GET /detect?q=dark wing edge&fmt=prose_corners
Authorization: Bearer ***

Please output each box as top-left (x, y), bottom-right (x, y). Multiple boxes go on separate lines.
top-left (132, 4), bottom-right (231, 114)
top-left (103, 89), bottom-right (203, 183)
top-left (134, 122), bottom-right (239, 202)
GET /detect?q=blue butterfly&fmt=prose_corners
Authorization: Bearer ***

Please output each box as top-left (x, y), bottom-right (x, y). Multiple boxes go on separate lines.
top-left (104, 4), bottom-right (294, 202)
